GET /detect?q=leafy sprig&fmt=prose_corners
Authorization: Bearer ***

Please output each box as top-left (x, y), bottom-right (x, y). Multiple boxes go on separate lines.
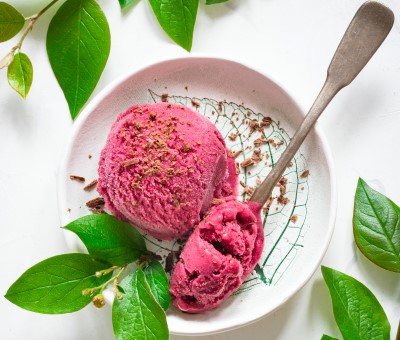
top-left (64, 214), bottom-right (147, 266)
top-left (148, 0), bottom-right (199, 52)
top-left (353, 178), bottom-right (400, 272)
top-left (0, 0), bottom-right (61, 98)
top-left (5, 253), bottom-right (113, 314)
top-left (0, 2), bottom-right (25, 43)
top-left (113, 269), bottom-right (169, 340)
top-left (46, 0), bottom-right (111, 119)
top-left (321, 178), bottom-right (399, 339)
top-left (7, 52), bottom-right (32, 98)
top-left (322, 266), bottom-right (390, 340)
top-left (0, 0), bottom-right (230, 119)
top-left (5, 214), bottom-right (170, 339)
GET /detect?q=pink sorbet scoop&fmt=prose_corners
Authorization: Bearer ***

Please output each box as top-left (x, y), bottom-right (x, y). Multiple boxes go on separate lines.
top-left (97, 103), bottom-right (237, 240)
top-left (170, 197), bottom-right (263, 313)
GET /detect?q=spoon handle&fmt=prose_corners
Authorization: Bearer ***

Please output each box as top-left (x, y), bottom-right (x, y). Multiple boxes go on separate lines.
top-left (250, 1), bottom-right (394, 205)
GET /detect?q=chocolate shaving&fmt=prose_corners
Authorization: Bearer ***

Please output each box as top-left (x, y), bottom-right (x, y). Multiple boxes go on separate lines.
top-left (262, 196), bottom-right (274, 214)
top-left (89, 207), bottom-right (107, 214)
top-left (161, 93), bottom-right (168, 102)
top-left (290, 215), bottom-right (298, 223)
top-left (240, 180), bottom-right (254, 197)
top-left (191, 99), bottom-right (200, 109)
top-left (244, 186), bottom-right (255, 196)
top-left (165, 252), bottom-right (175, 273)
top-left (166, 168), bottom-right (175, 177)
top-left (253, 137), bottom-right (268, 147)
top-left (279, 177), bottom-right (288, 186)
top-left (277, 195), bottom-right (289, 205)
top-left (228, 131), bottom-right (239, 141)
top-left (122, 158), bottom-right (139, 167)
top-left (268, 138), bottom-right (277, 148)
top-left (182, 143), bottom-right (192, 152)
top-left (260, 116), bottom-right (272, 127)
top-left (228, 149), bottom-right (243, 159)
top-left (300, 170), bottom-right (310, 178)
top-left (149, 111), bottom-right (157, 120)
top-left (251, 149), bottom-right (262, 163)
top-left (212, 198), bottom-right (225, 205)
top-left (83, 179), bottom-right (98, 191)
top-left (240, 158), bottom-right (254, 168)
top-left (70, 175), bottom-right (85, 182)
top-left (86, 197), bottom-right (105, 208)
top-left (249, 119), bottom-right (259, 129)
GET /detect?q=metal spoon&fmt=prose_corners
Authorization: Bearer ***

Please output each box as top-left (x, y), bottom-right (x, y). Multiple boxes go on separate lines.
top-left (250, 0), bottom-right (394, 205)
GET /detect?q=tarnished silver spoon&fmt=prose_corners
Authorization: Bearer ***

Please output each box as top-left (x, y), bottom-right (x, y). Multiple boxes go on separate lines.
top-left (169, 1), bottom-right (394, 314)
top-left (250, 0), bottom-right (394, 205)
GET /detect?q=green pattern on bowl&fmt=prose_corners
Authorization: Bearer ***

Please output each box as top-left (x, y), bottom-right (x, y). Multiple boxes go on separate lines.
top-left (146, 90), bottom-right (310, 292)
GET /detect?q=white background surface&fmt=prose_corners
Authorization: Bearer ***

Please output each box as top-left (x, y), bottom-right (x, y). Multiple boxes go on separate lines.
top-left (0, 0), bottom-right (399, 339)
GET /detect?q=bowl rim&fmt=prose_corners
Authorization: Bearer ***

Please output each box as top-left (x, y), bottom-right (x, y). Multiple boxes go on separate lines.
top-left (57, 54), bottom-right (337, 336)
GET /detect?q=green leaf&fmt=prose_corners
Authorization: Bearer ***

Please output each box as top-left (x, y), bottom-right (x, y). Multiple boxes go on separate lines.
top-left (118, 0), bottom-right (137, 9)
top-left (64, 214), bottom-right (147, 266)
top-left (144, 261), bottom-right (170, 311)
top-left (112, 269), bottom-right (169, 340)
top-left (7, 52), bottom-right (33, 99)
top-left (321, 335), bottom-right (338, 340)
top-left (148, 0), bottom-right (199, 51)
top-left (5, 254), bottom-right (111, 314)
top-left (206, 0), bottom-right (229, 4)
top-left (321, 266), bottom-right (390, 340)
top-left (0, 2), bottom-right (25, 42)
top-left (46, 0), bottom-right (111, 119)
top-left (353, 178), bottom-right (400, 272)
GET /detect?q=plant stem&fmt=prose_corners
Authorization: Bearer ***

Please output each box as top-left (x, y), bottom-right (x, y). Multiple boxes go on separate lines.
top-left (137, 261), bottom-right (146, 270)
top-left (31, 0), bottom-right (61, 19)
top-left (15, 0), bottom-right (61, 51)
top-left (99, 265), bottom-right (127, 294)
top-left (96, 265), bottom-right (120, 277)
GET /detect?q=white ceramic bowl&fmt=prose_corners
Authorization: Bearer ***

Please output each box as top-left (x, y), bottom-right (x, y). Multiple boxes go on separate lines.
top-left (57, 57), bottom-right (336, 336)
